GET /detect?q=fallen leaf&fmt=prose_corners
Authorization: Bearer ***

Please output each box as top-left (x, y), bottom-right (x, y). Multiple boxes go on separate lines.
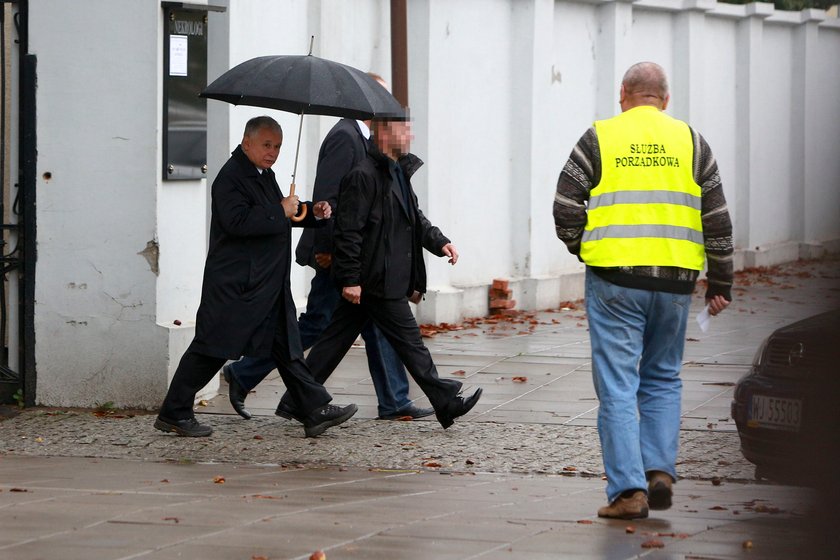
top-left (309, 551), bottom-right (326, 560)
top-left (213, 476), bottom-right (226, 484)
top-left (9, 488), bottom-right (28, 492)
top-left (251, 494), bottom-right (280, 500)
top-left (197, 400), bottom-right (209, 407)
top-left (160, 479), bottom-right (169, 483)
top-left (253, 435), bottom-right (264, 440)
top-left (512, 376), bottom-right (528, 383)
top-left (451, 369), bottom-right (466, 376)
top-left (709, 506), bottom-right (727, 511)
top-left (423, 461), bottom-right (442, 468)
top-left (465, 459), bottom-right (475, 465)
top-left (35, 437), bottom-right (44, 443)
top-left (563, 466), bottom-right (577, 472)
top-left (743, 540), bottom-right (753, 549)
top-left (625, 526), bottom-right (636, 534)
top-left (711, 477), bottom-right (721, 486)
top-left (752, 504), bottom-right (782, 514)
top-left (577, 519), bottom-right (593, 524)
top-left (253, 556), bottom-right (269, 560)
top-left (641, 539), bottom-right (665, 549)
top-left (163, 517), bottom-right (179, 523)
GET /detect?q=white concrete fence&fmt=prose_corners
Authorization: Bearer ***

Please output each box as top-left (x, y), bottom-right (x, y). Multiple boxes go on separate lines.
top-left (25, 0), bottom-right (840, 407)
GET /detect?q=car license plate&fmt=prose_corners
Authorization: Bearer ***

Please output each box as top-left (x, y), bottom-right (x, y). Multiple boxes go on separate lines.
top-left (748, 395), bottom-right (802, 431)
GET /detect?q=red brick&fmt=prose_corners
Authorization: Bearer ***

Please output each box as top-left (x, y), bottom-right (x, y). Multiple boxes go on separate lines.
top-left (490, 288), bottom-right (513, 299)
top-left (490, 308), bottom-right (520, 316)
top-left (489, 298), bottom-right (516, 309)
top-left (491, 279), bottom-right (509, 291)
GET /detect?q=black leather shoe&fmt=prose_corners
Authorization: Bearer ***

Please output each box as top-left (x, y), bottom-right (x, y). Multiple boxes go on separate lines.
top-left (275, 401), bottom-right (305, 423)
top-left (303, 403), bottom-right (358, 437)
top-left (435, 388), bottom-right (483, 429)
top-left (154, 415), bottom-right (212, 437)
top-left (223, 364), bottom-right (251, 420)
top-left (378, 404), bottom-right (435, 420)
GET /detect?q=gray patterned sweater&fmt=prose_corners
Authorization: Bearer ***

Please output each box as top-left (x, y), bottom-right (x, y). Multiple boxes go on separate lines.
top-left (553, 126), bottom-right (734, 301)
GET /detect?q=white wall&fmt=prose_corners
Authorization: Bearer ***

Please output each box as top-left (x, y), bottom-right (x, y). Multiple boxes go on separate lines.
top-left (31, 0), bottom-right (168, 407)
top-left (29, 0), bottom-right (840, 407)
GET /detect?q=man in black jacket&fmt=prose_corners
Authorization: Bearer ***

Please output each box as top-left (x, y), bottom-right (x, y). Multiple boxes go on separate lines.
top-left (154, 116), bottom-right (357, 438)
top-left (276, 115), bottom-right (482, 429)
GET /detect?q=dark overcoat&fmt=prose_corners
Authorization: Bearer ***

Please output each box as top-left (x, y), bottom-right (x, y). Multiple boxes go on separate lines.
top-left (191, 145), bottom-right (320, 360)
top-left (332, 143), bottom-right (450, 299)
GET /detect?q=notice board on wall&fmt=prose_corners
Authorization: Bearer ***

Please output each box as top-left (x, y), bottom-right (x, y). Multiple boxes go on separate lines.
top-left (162, 3), bottom-right (224, 181)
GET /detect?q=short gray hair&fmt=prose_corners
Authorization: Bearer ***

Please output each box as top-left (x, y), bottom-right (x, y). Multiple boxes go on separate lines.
top-left (622, 62), bottom-right (669, 100)
top-left (244, 116), bottom-right (282, 139)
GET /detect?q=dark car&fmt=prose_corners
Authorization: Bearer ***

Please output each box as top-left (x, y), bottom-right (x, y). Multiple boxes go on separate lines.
top-left (731, 309), bottom-right (840, 484)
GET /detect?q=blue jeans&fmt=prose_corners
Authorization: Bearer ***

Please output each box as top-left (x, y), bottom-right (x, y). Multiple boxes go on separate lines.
top-left (226, 267), bottom-right (412, 417)
top-left (585, 268), bottom-right (690, 503)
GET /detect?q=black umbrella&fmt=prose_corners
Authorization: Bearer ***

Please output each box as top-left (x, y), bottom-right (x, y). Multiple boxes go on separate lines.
top-left (201, 40), bottom-right (403, 220)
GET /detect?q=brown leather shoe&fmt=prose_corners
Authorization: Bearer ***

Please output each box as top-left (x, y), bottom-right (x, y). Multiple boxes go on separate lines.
top-left (647, 471), bottom-right (674, 510)
top-left (597, 490), bottom-right (649, 519)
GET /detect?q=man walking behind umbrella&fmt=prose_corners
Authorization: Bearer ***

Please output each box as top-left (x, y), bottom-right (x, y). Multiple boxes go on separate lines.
top-left (275, 113), bottom-right (482, 429)
top-left (553, 62), bottom-right (733, 519)
top-left (154, 116), bottom-right (357, 438)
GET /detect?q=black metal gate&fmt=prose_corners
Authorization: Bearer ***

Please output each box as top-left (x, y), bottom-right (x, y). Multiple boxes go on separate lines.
top-left (0, 0), bottom-right (35, 408)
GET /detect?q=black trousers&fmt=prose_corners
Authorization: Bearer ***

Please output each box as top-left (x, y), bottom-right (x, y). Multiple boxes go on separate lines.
top-left (159, 320), bottom-right (331, 421)
top-left (280, 294), bottom-right (462, 411)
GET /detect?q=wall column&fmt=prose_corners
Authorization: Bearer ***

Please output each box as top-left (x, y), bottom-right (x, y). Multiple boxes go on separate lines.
top-left (595, 0), bottom-right (636, 120)
top-left (793, 9), bottom-right (825, 250)
top-left (735, 3), bottom-right (772, 254)
top-left (673, 0), bottom-right (715, 125)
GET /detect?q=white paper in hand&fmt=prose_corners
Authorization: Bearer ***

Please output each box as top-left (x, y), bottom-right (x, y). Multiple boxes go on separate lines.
top-left (696, 304), bottom-right (711, 333)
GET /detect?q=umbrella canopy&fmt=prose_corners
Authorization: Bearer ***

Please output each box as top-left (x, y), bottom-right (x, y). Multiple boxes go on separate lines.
top-left (200, 54), bottom-right (404, 120)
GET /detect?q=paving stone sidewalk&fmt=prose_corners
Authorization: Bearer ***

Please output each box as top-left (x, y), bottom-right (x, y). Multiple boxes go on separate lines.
top-left (2, 256), bottom-right (837, 485)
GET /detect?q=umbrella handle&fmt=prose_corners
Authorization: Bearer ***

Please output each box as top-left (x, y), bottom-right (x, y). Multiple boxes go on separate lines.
top-left (289, 182), bottom-right (307, 222)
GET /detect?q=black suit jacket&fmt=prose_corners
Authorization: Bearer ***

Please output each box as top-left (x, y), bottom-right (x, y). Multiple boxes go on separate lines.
top-left (191, 145), bottom-right (319, 360)
top-left (295, 118), bottom-right (369, 267)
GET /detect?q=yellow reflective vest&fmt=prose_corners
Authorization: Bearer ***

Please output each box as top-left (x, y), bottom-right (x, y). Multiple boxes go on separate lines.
top-left (581, 106), bottom-right (705, 270)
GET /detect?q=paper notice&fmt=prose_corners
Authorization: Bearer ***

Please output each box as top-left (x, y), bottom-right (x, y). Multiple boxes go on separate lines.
top-left (696, 304), bottom-right (711, 333)
top-left (169, 35), bottom-right (188, 77)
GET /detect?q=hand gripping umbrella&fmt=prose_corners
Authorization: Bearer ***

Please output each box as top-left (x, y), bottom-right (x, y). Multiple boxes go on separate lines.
top-left (201, 38), bottom-right (404, 221)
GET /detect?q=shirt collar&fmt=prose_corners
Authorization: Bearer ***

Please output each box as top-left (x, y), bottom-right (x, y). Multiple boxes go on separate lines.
top-left (356, 119), bottom-right (371, 140)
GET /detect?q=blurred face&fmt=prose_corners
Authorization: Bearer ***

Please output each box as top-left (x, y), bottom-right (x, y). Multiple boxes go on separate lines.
top-left (375, 120), bottom-right (413, 160)
top-left (242, 126), bottom-right (282, 170)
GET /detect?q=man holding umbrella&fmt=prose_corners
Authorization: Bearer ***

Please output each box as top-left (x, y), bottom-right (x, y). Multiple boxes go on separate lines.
top-left (154, 116), bottom-right (357, 438)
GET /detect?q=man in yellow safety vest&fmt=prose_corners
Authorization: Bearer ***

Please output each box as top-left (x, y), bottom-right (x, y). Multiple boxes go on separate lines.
top-left (553, 62), bottom-right (733, 519)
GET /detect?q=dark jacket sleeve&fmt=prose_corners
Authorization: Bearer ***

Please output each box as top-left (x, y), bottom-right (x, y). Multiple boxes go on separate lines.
top-left (415, 199), bottom-right (450, 257)
top-left (332, 168), bottom-right (372, 287)
top-left (553, 127), bottom-right (599, 258)
top-left (693, 130), bottom-right (734, 301)
top-left (312, 127), bottom-right (367, 254)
